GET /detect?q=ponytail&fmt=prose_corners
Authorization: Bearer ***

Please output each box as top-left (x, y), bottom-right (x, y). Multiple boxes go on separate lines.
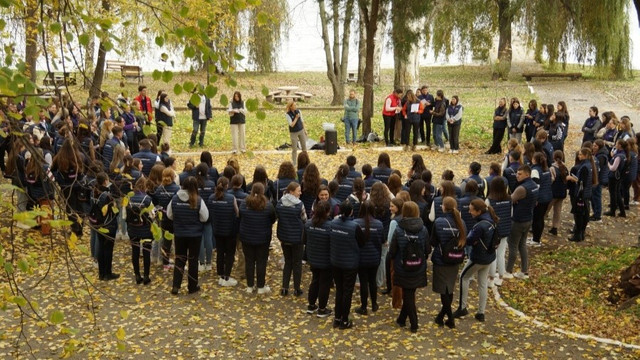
top-left (451, 208), bottom-right (467, 248)
top-left (215, 177), bottom-right (229, 200)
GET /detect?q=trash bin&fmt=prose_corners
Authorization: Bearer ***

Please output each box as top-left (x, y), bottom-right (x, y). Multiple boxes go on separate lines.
top-left (325, 129), bottom-right (337, 155)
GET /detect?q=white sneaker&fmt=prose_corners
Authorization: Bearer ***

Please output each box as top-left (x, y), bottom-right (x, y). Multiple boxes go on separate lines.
top-left (453, 150), bottom-right (459, 154)
top-left (438, 147), bottom-right (445, 153)
top-left (218, 278), bottom-right (225, 286)
top-left (257, 286), bottom-right (271, 294)
top-left (115, 232), bottom-right (123, 241)
top-left (494, 277), bottom-right (503, 286)
top-left (92, 259), bottom-right (99, 269)
top-left (630, 200), bottom-right (639, 205)
top-left (430, 145), bottom-right (437, 150)
top-left (221, 279), bottom-right (236, 287)
top-left (488, 279), bottom-right (495, 288)
top-left (226, 277), bottom-right (238, 286)
top-left (205, 264), bottom-right (212, 271)
top-left (514, 272), bottom-right (529, 280)
top-left (502, 272), bottom-right (514, 279)
top-left (245, 286), bottom-right (254, 294)
top-left (198, 263), bottom-right (205, 272)
top-left (121, 234), bottom-right (130, 241)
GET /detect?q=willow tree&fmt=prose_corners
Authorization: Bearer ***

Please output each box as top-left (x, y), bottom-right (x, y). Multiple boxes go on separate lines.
top-left (247, 0), bottom-right (288, 72)
top-left (318, 0), bottom-right (355, 105)
top-left (357, 1), bottom-right (388, 87)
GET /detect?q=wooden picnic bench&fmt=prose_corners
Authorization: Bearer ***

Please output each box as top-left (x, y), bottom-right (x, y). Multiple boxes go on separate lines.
top-left (43, 72), bottom-right (76, 86)
top-left (273, 94), bottom-right (302, 104)
top-left (106, 60), bottom-right (126, 73)
top-left (265, 90), bottom-right (282, 102)
top-left (522, 72), bottom-right (582, 81)
top-left (294, 91), bottom-right (313, 101)
top-left (121, 65), bottom-right (144, 84)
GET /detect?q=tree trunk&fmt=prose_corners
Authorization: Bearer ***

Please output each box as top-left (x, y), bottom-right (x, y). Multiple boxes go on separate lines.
top-left (319, 0), bottom-right (354, 105)
top-left (634, 0), bottom-right (640, 28)
top-left (493, 0), bottom-right (513, 80)
top-left (373, 2), bottom-right (389, 85)
top-left (89, 0), bottom-right (110, 98)
top-left (83, 32), bottom-right (95, 89)
top-left (393, 19), bottom-right (420, 91)
top-left (360, 0), bottom-right (382, 136)
top-left (357, 7), bottom-right (366, 86)
top-left (24, 0), bottom-right (38, 83)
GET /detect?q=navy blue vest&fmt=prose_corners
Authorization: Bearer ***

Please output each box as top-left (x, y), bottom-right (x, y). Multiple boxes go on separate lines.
top-left (207, 193), bottom-right (237, 237)
top-left (468, 215), bottom-right (497, 265)
top-left (432, 196), bottom-right (445, 221)
top-left (127, 192), bottom-right (153, 239)
top-left (300, 192), bottom-right (316, 219)
top-left (354, 217), bottom-right (383, 267)
top-left (364, 177), bottom-right (380, 193)
top-left (392, 222), bottom-right (428, 276)
top-left (610, 152), bottom-right (627, 180)
top-left (467, 174), bottom-right (487, 198)
top-left (179, 170), bottom-right (195, 185)
top-left (170, 195), bottom-right (204, 237)
top-left (132, 149), bottom-right (159, 177)
top-left (347, 194), bottom-right (363, 219)
top-left (627, 151), bottom-right (638, 182)
top-left (305, 219), bottom-right (332, 269)
top-left (198, 180), bottom-right (215, 205)
top-left (347, 168), bottom-right (362, 182)
top-left (550, 164), bottom-right (567, 199)
top-left (101, 137), bottom-right (120, 170)
top-left (458, 195), bottom-right (479, 231)
top-left (372, 167), bottom-right (392, 184)
top-left (512, 178), bottom-right (538, 222)
top-left (287, 110), bottom-right (303, 133)
top-left (276, 201), bottom-right (305, 244)
top-left (97, 189), bottom-right (118, 233)
top-left (273, 178), bottom-right (295, 201)
top-left (595, 150), bottom-right (609, 186)
top-left (532, 165), bottom-right (552, 203)
top-left (239, 203), bottom-right (275, 245)
top-left (504, 163), bottom-right (519, 194)
top-left (489, 199), bottom-right (512, 238)
top-left (577, 160), bottom-right (593, 199)
top-left (335, 178), bottom-right (354, 203)
top-left (431, 214), bottom-right (463, 266)
top-left (329, 217), bottom-right (360, 269)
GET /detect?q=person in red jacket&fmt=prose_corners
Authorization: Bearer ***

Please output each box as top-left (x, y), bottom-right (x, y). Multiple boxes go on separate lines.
top-left (134, 85), bottom-right (154, 126)
top-left (382, 89), bottom-right (403, 146)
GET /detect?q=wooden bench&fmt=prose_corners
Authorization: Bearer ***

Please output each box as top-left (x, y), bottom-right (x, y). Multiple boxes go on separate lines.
top-left (265, 90), bottom-right (282, 102)
top-left (346, 72), bottom-right (356, 83)
top-left (273, 94), bottom-right (302, 104)
top-left (106, 60), bottom-right (126, 73)
top-left (522, 72), bottom-right (582, 81)
top-left (121, 65), bottom-right (144, 83)
top-left (43, 72), bottom-right (76, 86)
top-left (294, 91), bottom-right (313, 101)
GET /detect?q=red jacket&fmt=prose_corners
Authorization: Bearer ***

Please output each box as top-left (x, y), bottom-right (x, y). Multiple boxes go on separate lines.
top-left (135, 95), bottom-right (154, 122)
top-left (382, 94), bottom-right (400, 117)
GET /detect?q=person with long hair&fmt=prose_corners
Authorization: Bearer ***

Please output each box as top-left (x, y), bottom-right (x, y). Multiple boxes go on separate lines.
top-left (623, 137), bottom-right (638, 208)
top-left (167, 177), bottom-right (209, 295)
top-left (486, 177), bottom-right (511, 287)
top-left (380, 197), bottom-right (405, 295)
top-left (591, 139), bottom-right (609, 221)
top-left (276, 182), bottom-right (307, 297)
top-left (330, 200), bottom-right (365, 329)
top-left (51, 138), bottom-right (85, 236)
top-left (304, 200), bottom-right (333, 317)
top-left (401, 90), bottom-right (424, 151)
top-left (454, 199), bottom-right (498, 322)
top-left (227, 91), bottom-right (247, 153)
top-left (524, 99), bottom-right (539, 142)
top-left (285, 101), bottom-right (307, 166)
top-left (248, 165), bottom-right (274, 201)
top-left (547, 150), bottom-right (568, 236)
top-left (273, 161), bottom-right (297, 202)
top-left (429, 181), bottom-right (456, 223)
top-left (157, 92), bottom-right (175, 146)
top-left (372, 152), bottom-right (393, 184)
top-left (388, 201), bottom-right (429, 333)
top-left (240, 183), bottom-right (276, 294)
top-left (296, 151), bottom-right (310, 182)
top-left (347, 178), bottom-right (368, 219)
top-left (529, 152), bottom-right (552, 246)
top-left (599, 117), bottom-right (619, 152)
top-left (507, 98), bottom-right (524, 142)
top-left (194, 163), bottom-right (216, 272)
top-left (556, 101), bottom-right (570, 137)
top-left (334, 164), bottom-right (354, 203)
top-left (126, 177), bottom-right (154, 285)
top-left (445, 95), bottom-right (463, 153)
top-left (207, 177), bottom-right (240, 286)
top-left (23, 147), bottom-right (55, 233)
top-left (567, 147), bottom-right (597, 241)
top-left (92, 172), bottom-right (120, 280)
top-left (430, 89), bottom-right (447, 152)
top-left (382, 88), bottom-right (403, 146)
top-left (354, 200), bottom-right (383, 315)
top-left (605, 139), bottom-right (629, 218)
top-left (301, 163), bottom-right (324, 219)
top-left (432, 197), bottom-right (466, 328)
top-left (152, 168), bottom-right (180, 270)
top-left (549, 113), bottom-right (567, 152)
top-left (406, 154), bottom-right (427, 187)
top-left (486, 98), bottom-right (508, 154)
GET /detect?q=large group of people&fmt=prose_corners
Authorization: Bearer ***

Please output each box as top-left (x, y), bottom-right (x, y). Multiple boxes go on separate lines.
top-left (1, 83), bottom-right (638, 333)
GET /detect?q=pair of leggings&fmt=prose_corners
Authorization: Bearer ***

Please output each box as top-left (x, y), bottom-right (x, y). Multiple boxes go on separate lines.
top-left (383, 115), bottom-right (396, 145)
top-left (282, 243), bottom-right (304, 291)
top-left (131, 237), bottom-right (152, 279)
top-left (308, 267), bottom-right (332, 310)
top-left (397, 288), bottom-right (418, 329)
top-left (332, 267), bottom-right (358, 324)
top-left (172, 236), bottom-right (201, 292)
top-left (216, 235), bottom-right (237, 279)
top-left (459, 260), bottom-right (491, 314)
top-left (357, 265), bottom-right (379, 310)
top-left (243, 242), bottom-right (269, 288)
top-left (506, 220), bottom-right (530, 274)
top-left (531, 201), bottom-right (550, 243)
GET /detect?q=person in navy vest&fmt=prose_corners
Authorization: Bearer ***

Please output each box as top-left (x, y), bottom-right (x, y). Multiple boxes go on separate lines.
top-left (303, 200), bottom-right (333, 318)
top-left (461, 162), bottom-right (486, 199)
top-left (195, 163), bottom-right (216, 273)
top-left (240, 183), bottom-right (276, 294)
top-left (167, 177), bottom-right (209, 295)
top-left (94, 172), bottom-right (120, 281)
top-left (152, 168), bottom-right (180, 270)
top-left (285, 101), bottom-right (307, 166)
top-left (591, 140), bottom-right (609, 221)
top-left (207, 177), bottom-right (240, 286)
top-left (101, 125), bottom-right (124, 170)
top-left (523, 99), bottom-right (539, 143)
top-left (228, 91), bottom-right (247, 154)
top-left (567, 148), bottom-right (597, 242)
top-left (333, 164), bottom-right (354, 203)
top-left (388, 201), bottom-right (429, 333)
top-left (486, 98), bottom-right (507, 155)
top-left (605, 139), bottom-right (629, 218)
top-left (296, 151), bottom-right (310, 182)
top-left (548, 150), bottom-right (568, 236)
top-left (51, 138), bottom-right (86, 236)
top-left (362, 164), bottom-right (380, 194)
top-left (372, 152), bottom-right (393, 184)
top-left (132, 139), bottom-right (161, 177)
top-left (187, 93), bottom-right (212, 148)
top-left (23, 148), bottom-right (55, 233)
top-left (126, 177), bottom-right (154, 285)
top-left (502, 151), bottom-right (521, 194)
top-left (272, 161), bottom-right (297, 203)
top-left (507, 98), bottom-right (524, 143)
top-left (345, 155), bottom-right (362, 181)
top-left (529, 152), bottom-right (552, 246)
top-left (582, 106), bottom-right (602, 144)
top-left (157, 93), bottom-right (175, 147)
top-left (354, 200), bottom-right (383, 315)
top-left (431, 197), bottom-right (466, 329)
top-left (276, 182), bottom-right (307, 297)
top-left (486, 177), bottom-right (512, 287)
top-left (454, 199), bottom-right (498, 323)
top-left (505, 165), bottom-right (538, 280)
top-left (301, 163), bottom-right (325, 220)
top-left (330, 200), bottom-right (366, 329)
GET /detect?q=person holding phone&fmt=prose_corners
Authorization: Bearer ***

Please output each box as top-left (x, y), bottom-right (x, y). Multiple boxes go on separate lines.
top-left (285, 101), bottom-right (307, 166)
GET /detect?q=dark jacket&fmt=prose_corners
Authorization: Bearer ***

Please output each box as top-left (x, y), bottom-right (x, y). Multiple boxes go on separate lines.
top-left (304, 219), bottom-right (332, 270)
top-left (354, 217), bottom-right (384, 267)
top-left (431, 213), bottom-right (465, 266)
top-left (390, 217), bottom-right (429, 289)
top-left (188, 96), bottom-right (212, 122)
top-left (239, 202), bottom-right (276, 245)
top-left (466, 213), bottom-right (497, 265)
top-left (126, 192), bottom-right (154, 239)
top-left (207, 192), bottom-right (238, 237)
top-left (329, 216), bottom-right (365, 269)
top-left (167, 190), bottom-right (208, 237)
top-left (276, 194), bottom-right (306, 245)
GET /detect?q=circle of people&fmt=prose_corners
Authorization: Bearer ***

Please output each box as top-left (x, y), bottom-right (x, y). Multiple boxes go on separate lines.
top-left (2, 86), bottom-right (638, 333)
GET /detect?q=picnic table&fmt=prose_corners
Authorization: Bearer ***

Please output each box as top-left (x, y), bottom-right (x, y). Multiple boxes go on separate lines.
top-left (277, 86), bottom-right (299, 95)
top-left (43, 72), bottom-right (76, 86)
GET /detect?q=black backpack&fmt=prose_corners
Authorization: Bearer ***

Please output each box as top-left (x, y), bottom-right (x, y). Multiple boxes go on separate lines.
top-left (438, 219), bottom-right (465, 264)
top-left (477, 220), bottom-right (500, 252)
top-left (401, 230), bottom-right (424, 272)
top-left (126, 195), bottom-right (150, 227)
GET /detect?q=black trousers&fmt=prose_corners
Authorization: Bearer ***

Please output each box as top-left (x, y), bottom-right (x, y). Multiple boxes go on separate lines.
top-left (98, 229), bottom-right (116, 278)
top-left (282, 243), bottom-right (304, 291)
top-left (448, 122), bottom-right (461, 150)
top-left (216, 235), bottom-right (237, 279)
top-left (332, 267), bottom-right (358, 323)
top-left (161, 219), bottom-right (173, 265)
top-left (398, 287), bottom-right (418, 329)
top-left (62, 186), bottom-right (83, 236)
top-left (572, 200), bottom-right (590, 240)
top-left (358, 265), bottom-right (379, 309)
top-left (609, 177), bottom-right (626, 215)
top-left (400, 117), bottom-right (410, 145)
top-left (383, 115), bottom-right (396, 145)
top-left (420, 115), bottom-right (431, 145)
top-left (488, 127), bottom-right (505, 154)
top-left (531, 201), bottom-right (549, 243)
top-left (172, 236), bottom-right (201, 292)
top-left (308, 267), bottom-right (332, 309)
top-left (131, 236), bottom-right (151, 278)
top-left (243, 242), bottom-right (270, 288)
top-left (622, 176), bottom-right (631, 207)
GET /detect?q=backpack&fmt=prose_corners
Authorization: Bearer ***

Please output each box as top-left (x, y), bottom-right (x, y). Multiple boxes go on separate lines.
top-left (126, 195), bottom-right (150, 227)
top-left (438, 219), bottom-right (465, 264)
top-left (89, 190), bottom-right (112, 226)
top-left (477, 220), bottom-right (500, 252)
top-left (401, 230), bottom-right (424, 272)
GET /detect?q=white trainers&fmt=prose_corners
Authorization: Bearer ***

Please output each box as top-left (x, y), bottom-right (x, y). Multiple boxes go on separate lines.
top-left (205, 264), bottom-right (212, 271)
top-left (257, 286), bottom-right (271, 294)
top-left (453, 150), bottom-right (459, 154)
top-left (198, 263), bottom-right (205, 272)
top-left (488, 279), bottom-right (495, 288)
top-left (245, 286), bottom-right (254, 294)
top-left (493, 277), bottom-right (503, 286)
top-left (514, 272), bottom-right (529, 280)
top-left (221, 278), bottom-right (238, 287)
top-left (630, 200), bottom-right (639, 205)
top-left (502, 272), bottom-right (514, 279)
top-left (438, 147), bottom-right (445, 153)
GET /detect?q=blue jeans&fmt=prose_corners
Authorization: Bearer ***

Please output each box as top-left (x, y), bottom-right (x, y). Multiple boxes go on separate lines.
top-left (199, 223), bottom-right (214, 265)
top-left (433, 123), bottom-right (445, 148)
top-left (90, 229), bottom-right (99, 260)
top-left (344, 117), bottom-right (358, 143)
top-left (591, 184), bottom-right (602, 218)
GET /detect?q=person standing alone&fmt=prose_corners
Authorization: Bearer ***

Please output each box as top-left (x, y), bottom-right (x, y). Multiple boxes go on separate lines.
top-left (285, 101), bottom-right (307, 166)
top-left (188, 93), bottom-right (211, 148)
top-left (229, 91), bottom-right (247, 154)
top-left (343, 90), bottom-right (360, 146)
